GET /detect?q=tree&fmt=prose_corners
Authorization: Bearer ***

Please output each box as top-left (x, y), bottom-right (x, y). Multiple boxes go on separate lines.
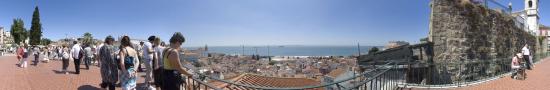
top-left (29, 6), bottom-right (43, 46)
top-left (10, 18), bottom-right (27, 45)
top-left (82, 32), bottom-right (93, 46)
top-left (368, 47), bottom-right (379, 54)
top-left (40, 38), bottom-right (52, 45)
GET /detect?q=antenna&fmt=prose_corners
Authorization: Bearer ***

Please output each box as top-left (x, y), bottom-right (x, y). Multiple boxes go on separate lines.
top-left (357, 43), bottom-right (361, 56)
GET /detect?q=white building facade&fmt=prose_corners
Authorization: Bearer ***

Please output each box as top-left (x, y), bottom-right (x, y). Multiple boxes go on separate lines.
top-left (525, 0), bottom-right (540, 35)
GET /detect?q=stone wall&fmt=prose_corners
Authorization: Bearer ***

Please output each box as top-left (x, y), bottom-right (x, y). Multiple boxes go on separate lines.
top-left (428, 0), bottom-right (536, 84)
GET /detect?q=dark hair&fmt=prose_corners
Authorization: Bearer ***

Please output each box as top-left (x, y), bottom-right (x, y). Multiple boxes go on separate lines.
top-left (105, 36), bottom-right (115, 43)
top-left (148, 36), bottom-right (156, 41)
top-left (73, 41), bottom-right (78, 44)
top-left (121, 36), bottom-right (132, 47)
top-left (170, 32), bottom-right (185, 44)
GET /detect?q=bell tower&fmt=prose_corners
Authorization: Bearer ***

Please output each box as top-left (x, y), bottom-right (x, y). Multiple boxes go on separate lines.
top-left (525, 0), bottom-right (539, 35)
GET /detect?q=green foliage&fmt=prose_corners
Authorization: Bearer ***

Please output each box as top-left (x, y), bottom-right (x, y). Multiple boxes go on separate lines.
top-left (40, 38), bottom-right (52, 45)
top-left (29, 7), bottom-right (43, 46)
top-left (82, 32), bottom-right (94, 46)
top-left (10, 18), bottom-right (27, 45)
top-left (368, 47), bottom-right (379, 54)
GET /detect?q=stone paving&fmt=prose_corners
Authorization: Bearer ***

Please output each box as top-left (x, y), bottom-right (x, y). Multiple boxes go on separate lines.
top-left (453, 57), bottom-right (550, 90)
top-left (0, 55), bottom-right (146, 90)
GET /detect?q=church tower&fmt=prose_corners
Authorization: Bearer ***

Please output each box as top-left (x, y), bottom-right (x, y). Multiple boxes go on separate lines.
top-left (525, 0), bottom-right (539, 35)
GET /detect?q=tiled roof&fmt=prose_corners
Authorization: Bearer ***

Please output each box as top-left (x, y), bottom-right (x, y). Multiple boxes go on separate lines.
top-left (327, 68), bottom-right (346, 78)
top-left (209, 73), bottom-right (322, 89)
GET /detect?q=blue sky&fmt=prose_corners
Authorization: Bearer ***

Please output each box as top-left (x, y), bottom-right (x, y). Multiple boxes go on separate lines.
top-left (0, 0), bottom-right (548, 47)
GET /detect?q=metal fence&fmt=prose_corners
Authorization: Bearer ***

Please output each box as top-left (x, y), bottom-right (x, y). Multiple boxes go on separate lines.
top-left (400, 52), bottom-right (549, 89)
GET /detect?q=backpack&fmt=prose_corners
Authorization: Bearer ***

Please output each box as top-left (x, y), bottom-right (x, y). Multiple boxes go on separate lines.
top-left (62, 50), bottom-right (70, 59)
top-left (23, 49), bottom-right (29, 58)
top-left (123, 48), bottom-right (136, 69)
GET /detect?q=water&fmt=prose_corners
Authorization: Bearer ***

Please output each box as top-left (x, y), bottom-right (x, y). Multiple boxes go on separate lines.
top-left (185, 46), bottom-right (380, 56)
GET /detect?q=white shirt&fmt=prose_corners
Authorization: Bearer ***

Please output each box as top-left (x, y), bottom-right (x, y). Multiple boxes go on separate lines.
top-left (522, 46), bottom-right (530, 55)
top-left (142, 42), bottom-right (154, 60)
top-left (71, 44), bottom-right (82, 59)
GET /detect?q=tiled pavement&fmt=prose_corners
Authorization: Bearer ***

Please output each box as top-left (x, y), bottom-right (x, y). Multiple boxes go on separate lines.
top-left (0, 55), bottom-right (146, 90)
top-left (454, 57), bottom-right (550, 90)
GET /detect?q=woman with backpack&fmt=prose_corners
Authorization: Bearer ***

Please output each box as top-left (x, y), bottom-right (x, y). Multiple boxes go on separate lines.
top-left (161, 32), bottom-right (193, 90)
top-left (118, 36), bottom-right (140, 90)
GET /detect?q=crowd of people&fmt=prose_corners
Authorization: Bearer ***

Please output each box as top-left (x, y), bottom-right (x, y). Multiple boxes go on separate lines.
top-left (13, 32), bottom-right (194, 90)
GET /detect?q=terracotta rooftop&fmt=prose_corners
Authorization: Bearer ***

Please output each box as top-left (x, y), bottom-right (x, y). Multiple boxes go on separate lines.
top-left (209, 73), bottom-right (322, 89)
top-left (327, 68), bottom-right (347, 78)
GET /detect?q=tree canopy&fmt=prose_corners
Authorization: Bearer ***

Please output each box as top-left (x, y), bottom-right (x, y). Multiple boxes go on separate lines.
top-left (10, 18), bottom-right (27, 45)
top-left (29, 6), bottom-right (43, 46)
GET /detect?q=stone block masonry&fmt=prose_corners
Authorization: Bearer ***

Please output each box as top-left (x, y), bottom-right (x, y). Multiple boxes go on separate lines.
top-left (427, 0), bottom-right (536, 84)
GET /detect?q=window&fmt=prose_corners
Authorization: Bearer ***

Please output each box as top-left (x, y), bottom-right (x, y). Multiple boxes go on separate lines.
top-left (529, 0), bottom-right (533, 8)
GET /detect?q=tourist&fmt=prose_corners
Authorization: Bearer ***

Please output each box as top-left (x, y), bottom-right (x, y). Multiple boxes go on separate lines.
top-left (18, 43), bottom-right (29, 68)
top-left (119, 36), bottom-right (140, 90)
top-left (152, 37), bottom-right (165, 89)
top-left (62, 45), bottom-right (70, 74)
top-left (162, 32), bottom-right (193, 90)
top-left (57, 46), bottom-right (63, 60)
top-left (522, 44), bottom-right (532, 70)
top-left (84, 44), bottom-right (93, 70)
top-left (33, 46), bottom-right (40, 66)
top-left (71, 41), bottom-right (84, 74)
top-left (42, 47), bottom-right (50, 63)
top-left (137, 41), bottom-right (144, 72)
top-left (511, 53), bottom-right (522, 79)
top-left (99, 36), bottom-right (118, 90)
top-left (16, 44), bottom-right (24, 65)
top-left (142, 36), bottom-right (156, 89)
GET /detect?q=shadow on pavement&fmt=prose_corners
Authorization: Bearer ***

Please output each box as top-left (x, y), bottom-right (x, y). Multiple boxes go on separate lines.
top-left (52, 70), bottom-right (75, 74)
top-left (77, 85), bottom-right (101, 90)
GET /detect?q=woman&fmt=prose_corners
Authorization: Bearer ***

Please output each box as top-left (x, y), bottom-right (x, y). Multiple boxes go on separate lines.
top-left (119, 36), bottom-right (140, 90)
top-left (152, 37), bottom-right (164, 89)
top-left (19, 44), bottom-right (29, 68)
top-left (62, 45), bottom-right (71, 74)
top-left (16, 44), bottom-right (24, 65)
top-left (162, 32), bottom-right (193, 90)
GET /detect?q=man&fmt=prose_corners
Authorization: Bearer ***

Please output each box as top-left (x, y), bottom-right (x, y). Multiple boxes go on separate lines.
top-left (137, 41), bottom-right (144, 72)
top-left (33, 46), bottom-right (40, 66)
top-left (99, 36), bottom-right (118, 90)
top-left (522, 44), bottom-right (533, 70)
top-left (142, 36), bottom-right (156, 89)
top-left (84, 45), bottom-right (93, 70)
top-left (71, 41), bottom-right (83, 74)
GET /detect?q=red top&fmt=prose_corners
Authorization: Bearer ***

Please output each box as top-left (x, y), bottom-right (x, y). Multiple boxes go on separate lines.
top-left (16, 47), bottom-right (24, 59)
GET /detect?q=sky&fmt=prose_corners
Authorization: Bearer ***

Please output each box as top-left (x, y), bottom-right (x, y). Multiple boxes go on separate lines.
top-left (0, 0), bottom-right (548, 47)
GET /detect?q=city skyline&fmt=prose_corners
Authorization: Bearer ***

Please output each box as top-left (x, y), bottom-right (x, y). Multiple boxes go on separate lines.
top-left (0, 0), bottom-right (548, 47)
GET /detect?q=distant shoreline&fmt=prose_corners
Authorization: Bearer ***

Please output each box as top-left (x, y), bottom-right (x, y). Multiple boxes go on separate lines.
top-left (185, 46), bottom-right (383, 56)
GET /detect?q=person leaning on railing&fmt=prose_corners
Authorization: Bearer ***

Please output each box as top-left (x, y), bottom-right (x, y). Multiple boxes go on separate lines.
top-left (162, 32), bottom-right (193, 90)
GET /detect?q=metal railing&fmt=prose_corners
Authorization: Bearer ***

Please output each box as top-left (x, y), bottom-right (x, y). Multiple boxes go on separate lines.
top-left (178, 61), bottom-right (405, 90)
top-left (400, 52), bottom-right (549, 89)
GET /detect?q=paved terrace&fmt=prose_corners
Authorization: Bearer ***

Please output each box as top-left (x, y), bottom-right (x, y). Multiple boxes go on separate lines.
top-left (453, 57), bottom-right (550, 90)
top-left (0, 55), bottom-right (146, 90)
